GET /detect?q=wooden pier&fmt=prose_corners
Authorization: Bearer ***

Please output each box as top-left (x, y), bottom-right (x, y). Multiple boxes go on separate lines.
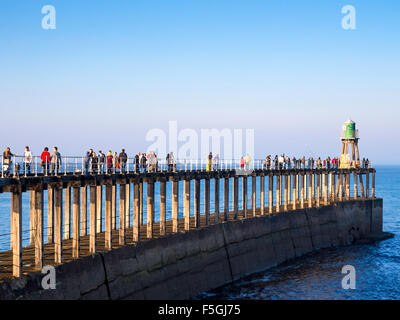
top-left (0, 167), bottom-right (375, 281)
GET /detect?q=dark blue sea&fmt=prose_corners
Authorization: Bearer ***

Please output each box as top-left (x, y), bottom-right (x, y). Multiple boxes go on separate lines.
top-left (198, 165), bottom-right (400, 300)
top-left (0, 165), bottom-right (398, 299)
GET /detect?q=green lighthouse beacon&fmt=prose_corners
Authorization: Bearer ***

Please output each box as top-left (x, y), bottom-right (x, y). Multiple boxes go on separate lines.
top-left (340, 119), bottom-right (360, 168)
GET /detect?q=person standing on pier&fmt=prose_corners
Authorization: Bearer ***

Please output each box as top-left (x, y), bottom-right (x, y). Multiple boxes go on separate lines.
top-left (106, 151), bottom-right (113, 173)
top-left (240, 157), bottom-right (245, 169)
top-left (98, 151), bottom-right (105, 173)
top-left (119, 149), bottom-right (128, 173)
top-left (51, 147), bottom-right (62, 175)
top-left (40, 147), bottom-right (51, 175)
top-left (207, 152), bottom-right (213, 171)
top-left (135, 152), bottom-right (140, 173)
top-left (2, 147), bottom-right (14, 176)
top-left (140, 153), bottom-right (147, 173)
top-left (112, 151), bottom-right (118, 172)
top-left (83, 150), bottom-right (91, 174)
top-left (244, 154), bottom-right (250, 170)
top-left (214, 154), bottom-right (220, 171)
top-left (23, 146), bottom-right (32, 175)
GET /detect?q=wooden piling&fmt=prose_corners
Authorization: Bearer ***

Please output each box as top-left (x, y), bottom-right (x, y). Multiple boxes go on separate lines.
top-left (125, 183), bottom-right (131, 229)
top-left (284, 174), bottom-right (288, 211)
top-left (29, 190), bottom-right (34, 245)
top-left (353, 172), bottom-right (358, 199)
top-left (172, 179), bottom-right (179, 233)
top-left (292, 174), bottom-right (297, 210)
top-left (316, 174), bottom-right (321, 207)
top-left (260, 175), bottom-right (265, 215)
top-left (105, 184), bottom-right (112, 249)
top-left (147, 181), bottom-right (154, 238)
top-left (268, 175), bottom-right (273, 214)
top-left (111, 184), bottom-right (117, 230)
top-left (119, 184), bottom-right (126, 244)
top-left (81, 186), bottom-right (87, 236)
top-left (215, 178), bottom-right (220, 222)
top-left (372, 171), bottom-right (375, 198)
top-left (64, 186), bottom-right (71, 240)
top-left (224, 178), bottom-right (229, 221)
top-left (33, 189), bottom-right (44, 269)
top-left (96, 185), bottom-right (102, 233)
top-left (242, 176), bottom-right (247, 217)
top-left (233, 176), bottom-right (239, 219)
top-left (204, 178), bottom-right (210, 225)
top-left (194, 179), bottom-right (200, 227)
top-left (323, 173), bottom-right (328, 205)
top-left (54, 187), bottom-right (63, 264)
top-left (72, 186), bottom-right (80, 259)
top-left (252, 175), bottom-right (256, 216)
top-left (11, 190), bottom-right (22, 277)
top-left (133, 182), bottom-right (140, 242)
top-left (308, 174), bottom-right (312, 208)
top-left (276, 174), bottom-right (281, 213)
top-left (300, 174), bottom-right (305, 209)
top-left (184, 179), bottom-right (190, 231)
top-left (89, 186), bottom-right (97, 254)
top-left (47, 187), bottom-right (54, 243)
top-left (366, 171), bottom-right (370, 199)
top-left (160, 180), bottom-right (166, 235)
top-left (359, 173), bottom-right (365, 199)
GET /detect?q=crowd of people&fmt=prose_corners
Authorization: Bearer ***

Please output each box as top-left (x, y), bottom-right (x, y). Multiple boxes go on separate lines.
top-left (1, 146), bottom-right (371, 177)
top-left (262, 154), bottom-right (370, 170)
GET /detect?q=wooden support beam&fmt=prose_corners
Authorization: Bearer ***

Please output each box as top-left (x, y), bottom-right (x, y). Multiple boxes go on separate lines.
top-left (64, 186), bottom-right (71, 240)
top-left (32, 189), bottom-right (44, 269)
top-left (194, 179), bottom-right (200, 227)
top-left (11, 191), bottom-right (22, 277)
top-left (338, 174), bottom-right (343, 201)
top-left (105, 185), bottom-right (112, 249)
top-left (47, 187), bottom-right (54, 243)
top-left (366, 171), bottom-right (370, 199)
top-left (125, 183), bottom-right (131, 229)
top-left (29, 190), bottom-right (34, 245)
top-left (359, 173), bottom-right (365, 199)
top-left (133, 182), bottom-right (141, 242)
top-left (233, 176), bottom-right (238, 219)
top-left (308, 174), bottom-right (313, 208)
top-left (172, 180), bottom-right (179, 233)
top-left (252, 175), bottom-right (256, 216)
top-left (139, 182), bottom-right (144, 225)
top-left (184, 179), bottom-right (190, 231)
top-left (204, 178), bottom-right (210, 225)
top-left (324, 173), bottom-right (328, 205)
top-left (160, 180), bottom-right (166, 236)
top-left (147, 181), bottom-right (154, 238)
top-left (331, 173), bottom-right (336, 202)
top-left (224, 178), bottom-right (229, 221)
top-left (111, 184), bottom-right (117, 230)
top-left (292, 174), bottom-right (297, 210)
top-left (242, 176), bottom-right (247, 217)
top-left (316, 174), bottom-right (321, 207)
top-left (260, 175), bottom-right (265, 215)
top-left (72, 186), bottom-right (80, 259)
top-left (54, 187), bottom-right (63, 264)
top-left (372, 171), bottom-right (375, 198)
top-left (89, 186), bottom-right (97, 253)
top-left (119, 184), bottom-right (126, 244)
top-left (268, 175), bottom-right (273, 214)
top-left (353, 172), bottom-right (358, 199)
top-left (300, 174), bottom-right (305, 209)
top-left (284, 174), bottom-right (288, 211)
top-left (215, 178), bottom-right (220, 222)
top-left (96, 185), bottom-right (102, 233)
top-left (81, 186), bottom-right (87, 236)
top-left (276, 174), bottom-right (281, 213)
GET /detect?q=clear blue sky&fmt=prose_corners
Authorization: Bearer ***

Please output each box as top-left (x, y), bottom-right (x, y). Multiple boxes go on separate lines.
top-left (0, 0), bottom-right (399, 163)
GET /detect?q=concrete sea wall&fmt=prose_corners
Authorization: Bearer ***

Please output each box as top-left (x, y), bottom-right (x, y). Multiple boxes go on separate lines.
top-left (0, 199), bottom-right (383, 300)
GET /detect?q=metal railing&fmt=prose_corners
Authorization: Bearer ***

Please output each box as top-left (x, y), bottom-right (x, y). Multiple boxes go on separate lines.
top-left (0, 155), bottom-right (373, 179)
